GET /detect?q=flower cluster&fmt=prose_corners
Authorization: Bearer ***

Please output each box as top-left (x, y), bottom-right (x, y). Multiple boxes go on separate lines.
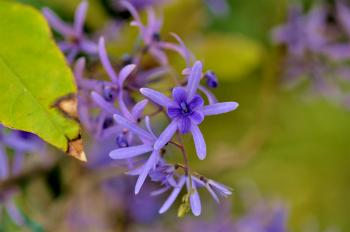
top-left (41, 1), bottom-right (239, 217)
top-left (272, 1), bottom-right (350, 108)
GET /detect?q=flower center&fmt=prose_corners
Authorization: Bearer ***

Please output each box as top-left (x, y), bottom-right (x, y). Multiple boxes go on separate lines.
top-left (180, 102), bottom-right (190, 114)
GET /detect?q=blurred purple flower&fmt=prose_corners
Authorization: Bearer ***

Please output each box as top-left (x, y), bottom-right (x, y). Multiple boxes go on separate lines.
top-left (0, 188), bottom-right (25, 226)
top-left (204, 70), bottom-right (218, 88)
top-left (42, 1), bottom-right (97, 64)
top-left (140, 61), bottom-right (239, 159)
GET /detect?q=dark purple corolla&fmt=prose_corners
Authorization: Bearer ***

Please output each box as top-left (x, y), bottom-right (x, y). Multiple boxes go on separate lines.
top-left (42, 1), bottom-right (97, 64)
top-left (140, 61), bottom-right (238, 159)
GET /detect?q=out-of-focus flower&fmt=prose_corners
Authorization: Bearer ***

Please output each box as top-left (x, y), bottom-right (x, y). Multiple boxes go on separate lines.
top-left (204, 70), bottom-right (218, 88)
top-left (141, 61), bottom-right (239, 159)
top-left (42, 1), bottom-right (98, 64)
top-left (0, 188), bottom-right (25, 227)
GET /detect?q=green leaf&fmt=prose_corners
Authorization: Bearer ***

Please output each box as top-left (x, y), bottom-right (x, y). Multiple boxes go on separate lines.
top-left (0, 1), bottom-right (86, 161)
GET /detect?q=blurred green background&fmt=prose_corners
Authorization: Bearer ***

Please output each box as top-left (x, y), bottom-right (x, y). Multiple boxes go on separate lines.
top-left (6, 0), bottom-right (350, 231)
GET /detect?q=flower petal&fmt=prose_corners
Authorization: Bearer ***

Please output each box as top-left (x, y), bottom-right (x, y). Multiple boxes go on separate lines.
top-left (131, 100), bottom-right (148, 121)
top-left (150, 186), bottom-right (171, 196)
top-left (74, 1), bottom-right (88, 38)
top-left (140, 88), bottom-right (176, 108)
top-left (170, 33), bottom-right (191, 68)
top-left (172, 87), bottom-right (187, 105)
top-left (178, 116), bottom-right (191, 134)
top-left (159, 176), bottom-right (186, 214)
top-left (0, 145), bottom-right (9, 180)
top-left (189, 111), bottom-right (204, 125)
top-left (188, 95), bottom-right (204, 109)
top-left (98, 37), bottom-right (118, 82)
top-left (186, 178), bottom-right (201, 216)
top-left (74, 57), bottom-right (85, 82)
top-left (206, 183), bottom-right (219, 203)
top-left (149, 47), bottom-right (168, 66)
top-left (80, 40), bottom-right (98, 54)
top-left (145, 116), bottom-right (157, 139)
top-left (4, 198), bottom-right (25, 226)
top-left (198, 85), bottom-right (218, 105)
top-left (113, 114), bottom-right (156, 142)
top-left (66, 46), bottom-right (80, 64)
top-left (186, 61), bottom-right (202, 101)
top-left (154, 117), bottom-right (179, 150)
top-left (109, 143), bottom-right (153, 159)
top-left (96, 125), bottom-right (123, 141)
top-left (57, 41), bottom-right (73, 53)
top-left (167, 106), bottom-right (182, 119)
top-left (12, 151), bottom-right (24, 176)
top-left (119, 64), bottom-right (136, 87)
top-left (195, 102), bottom-right (239, 116)
top-left (118, 89), bottom-right (133, 121)
top-left (125, 163), bottom-right (145, 176)
top-left (135, 150), bottom-right (160, 194)
top-left (42, 7), bottom-right (75, 36)
top-left (91, 92), bottom-right (119, 115)
top-left (190, 123), bottom-right (206, 160)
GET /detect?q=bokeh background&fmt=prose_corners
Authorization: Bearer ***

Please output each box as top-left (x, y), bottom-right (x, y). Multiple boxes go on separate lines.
top-left (1, 0), bottom-right (349, 231)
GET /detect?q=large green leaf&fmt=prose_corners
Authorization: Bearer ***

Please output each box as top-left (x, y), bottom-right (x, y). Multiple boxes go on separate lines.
top-left (0, 1), bottom-right (86, 161)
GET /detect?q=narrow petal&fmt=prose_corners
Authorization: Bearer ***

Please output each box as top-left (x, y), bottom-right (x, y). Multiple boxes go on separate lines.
top-left (170, 33), bottom-right (191, 68)
top-left (80, 40), bottom-right (98, 54)
top-left (182, 68), bottom-right (192, 76)
top-left (186, 61), bottom-right (203, 101)
top-left (74, 1), bottom-right (88, 38)
top-left (0, 145), bottom-right (9, 180)
top-left (190, 123), bottom-right (206, 160)
top-left (198, 85), bottom-right (218, 105)
top-left (131, 100), bottom-right (148, 121)
top-left (74, 57), bottom-right (85, 82)
top-left (172, 87), bottom-right (187, 105)
top-left (192, 176), bottom-right (206, 188)
top-left (135, 150), bottom-right (160, 194)
top-left (189, 111), bottom-right (204, 125)
top-left (145, 116), bottom-right (157, 139)
top-left (98, 37), bottom-right (118, 82)
top-left (154, 117), bottom-right (179, 150)
top-left (66, 46), bottom-right (80, 64)
top-left (113, 114), bottom-right (156, 142)
top-left (12, 151), bottom-right (24, 176)
top-left (42, 7), bottom-right (75, 36)
top-left (195, 102), bottom-right (239, 116)
top-left (125, 164), bottom-right (145, 176)
top-left (96, 125), bottom-right (123, 141)
top-left (109, 143), bottom-right (153, 159)
top-left (188, 95), bottom-right (204, 109)
top-left (178, 116), bottom-right (191, 134)
top-left (4, 198), bottom-right (25, 226)
top-left (57, 41), bottom-right (73, 53)
top-left (206, 183), bottom-right (219, 203)
top-left (159, 176), bottom-right (186, 214)
top-left (118, 89), bottom-right (133, 121)
top-left (149, 47), bottom-right (168, 66)
top-left (118, 64), bottom-right (136, 86)
top-left (151, 186), bottom-right (171, 196)
top-left (168, 175), bottom-right (178, 188)
top-left (91, 92), bottom-right (119, 115)
top-left (140, 88), bottom-right (176, 108)
top-left (186, 178), bottom-right (201, 216)
top-left (167, 106), bottom-right (182, 119)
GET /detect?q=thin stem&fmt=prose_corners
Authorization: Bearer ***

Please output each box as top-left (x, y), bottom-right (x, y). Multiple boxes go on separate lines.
top-left (175, 130), bottom-right (192, 201)
top-left (174, 163), bottom-right (203, 180)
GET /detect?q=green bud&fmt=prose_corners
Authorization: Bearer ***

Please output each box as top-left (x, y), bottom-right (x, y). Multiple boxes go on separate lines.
top-left (178, 203), bottom-right (191, 218)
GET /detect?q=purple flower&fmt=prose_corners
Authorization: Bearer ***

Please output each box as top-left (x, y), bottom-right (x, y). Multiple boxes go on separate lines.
top-left (140, 61), bottom-right (239, 159)
top-left (204, 179), bottom-right (232, 203)
top-left (204, 70), bottom-right (218, 88)
top-left (109, 115), bottom-right (162, 194)
top-left (42, 1), bottom-right (98, 64)
top-left (148, 160), bottom-right (177, 187)
top-left (158, 175), bottom-right (205, 216)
